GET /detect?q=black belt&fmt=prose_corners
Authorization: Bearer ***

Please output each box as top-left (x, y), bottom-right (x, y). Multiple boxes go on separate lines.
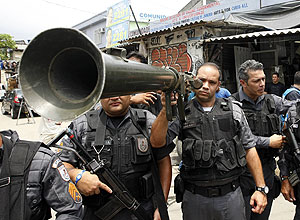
top-left (185, 179), bottom-right (240, 198)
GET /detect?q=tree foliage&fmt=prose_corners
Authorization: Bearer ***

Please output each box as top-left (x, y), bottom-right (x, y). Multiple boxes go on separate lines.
top-left (0, 34), bottom-right (17, 60)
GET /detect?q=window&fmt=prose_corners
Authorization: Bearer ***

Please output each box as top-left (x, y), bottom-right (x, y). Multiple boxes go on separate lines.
top-left (94, 28), bottom-right (105, 45)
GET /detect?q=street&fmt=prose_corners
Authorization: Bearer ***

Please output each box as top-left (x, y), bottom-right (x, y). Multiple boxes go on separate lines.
top-left (0, 111), bottom-right (296, 220)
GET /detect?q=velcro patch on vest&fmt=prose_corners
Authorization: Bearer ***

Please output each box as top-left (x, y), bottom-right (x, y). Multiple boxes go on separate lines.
top-left (68, 182), bottom-right (82, 203)
top-left (137, 137), bottom-right (148, 153)
top-left (183, 122), bottom-right (197, 129)
top-left (52, 158), bottom-right (62, 168)
top-left (57, 165), bottom-right (70, 182)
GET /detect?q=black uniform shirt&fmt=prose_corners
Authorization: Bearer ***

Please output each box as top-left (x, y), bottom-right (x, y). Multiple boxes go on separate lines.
top-left (265, 82), bottom-right (285, 97)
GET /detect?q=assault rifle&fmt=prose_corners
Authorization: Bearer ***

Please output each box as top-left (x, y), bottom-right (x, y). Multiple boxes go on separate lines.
top-left (48, 128), bottom-right (157, 220)
top-left (283, 124), bottom-right (300, 186)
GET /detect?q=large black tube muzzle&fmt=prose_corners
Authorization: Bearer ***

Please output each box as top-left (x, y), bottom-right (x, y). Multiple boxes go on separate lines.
top-left (19, 28), bottom-right (178, 121)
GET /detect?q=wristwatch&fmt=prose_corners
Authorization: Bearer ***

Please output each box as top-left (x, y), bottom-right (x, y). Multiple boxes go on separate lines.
top-left (255, 186), bottom-right (269, 195)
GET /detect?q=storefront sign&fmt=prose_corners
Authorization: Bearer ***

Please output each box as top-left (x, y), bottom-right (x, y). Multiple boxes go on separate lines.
top-left (106, 0), bottom-right (130, 47)
top-left (138, 12), bottom-right (167, 22)
top-left (106, 21), bottom-right (129, 48)
top-left (149, 0), bottom-right (260, 33)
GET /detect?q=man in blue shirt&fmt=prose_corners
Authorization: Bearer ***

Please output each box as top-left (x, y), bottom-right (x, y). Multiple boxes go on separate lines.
top-left (216, 87), bottom-right (231, 98)
top-left (282, 71), bottom-right (300, 101)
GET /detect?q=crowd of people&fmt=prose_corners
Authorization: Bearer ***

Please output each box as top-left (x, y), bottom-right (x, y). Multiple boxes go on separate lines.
top-left (1, 51), bottom-right (300, 220)
top-left (0, 60), bottom-right (18, 73)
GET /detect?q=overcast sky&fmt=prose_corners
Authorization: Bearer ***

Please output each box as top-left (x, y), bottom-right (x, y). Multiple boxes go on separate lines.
top-left (1, 0), bottom-right (187, 41)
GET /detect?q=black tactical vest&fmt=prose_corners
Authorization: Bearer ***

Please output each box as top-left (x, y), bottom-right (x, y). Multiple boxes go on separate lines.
top-left (0, 131), bottom-right (43, 220)
top-left (83, 108), bottom-right (153, 207)
top-left (231, 93), bottom-right (280, 162)
top-left (180, 98), bottom-right (246, 184)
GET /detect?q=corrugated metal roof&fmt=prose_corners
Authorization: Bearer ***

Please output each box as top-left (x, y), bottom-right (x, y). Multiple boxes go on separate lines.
top-left (125, 20), bottom-right (262, 41)
top-left (205, 27), bottom-right (300, 42)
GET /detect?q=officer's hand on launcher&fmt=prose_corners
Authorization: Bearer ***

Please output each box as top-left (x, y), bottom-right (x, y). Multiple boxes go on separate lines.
top-left (76, 171), bottom-right (112, 196)
top-left (160, 92), bottom-right (177, 109)
top-left (250, 190), bottom-right (267, 214)
top-left (130, 92), bottom-right (157, 106)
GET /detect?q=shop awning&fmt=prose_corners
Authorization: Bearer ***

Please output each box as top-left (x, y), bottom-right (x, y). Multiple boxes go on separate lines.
top-left (204, 27), bottom-right (300, 42)
top-left (225, 0), bottom-right (300, 30)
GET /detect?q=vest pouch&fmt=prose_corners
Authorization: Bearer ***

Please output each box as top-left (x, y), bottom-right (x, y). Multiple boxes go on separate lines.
top-left (139, 173), bottom-right (154, 200)
top-left (131, 136), bottom-right (151, 164)
top-left (174, 174), bottom-right (184, 203)
top-left (260, 114), bottom-right (270, 136)
top-left (218, 117), bottom-right (231, 132)
top-left (182, 138), bottom-right (196, 169)
top-left (194, 138), bottom-right (203, 161)
top-left (246, 113), bottom-right (256, 133)
top-left (233, 135), bottom-right (247, 167)
top-left (266, 114), bottom-right (280, 134)
top-left (197, 140), bottom-right (216, 168)
top-left (215, 139), bottom-right (238, 172)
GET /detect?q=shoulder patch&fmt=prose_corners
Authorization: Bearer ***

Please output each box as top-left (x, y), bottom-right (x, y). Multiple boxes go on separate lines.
top-left (68, 182), bottom-right (82, 203)
top-left (57, 165), bottom-right (70, 181)
top-left (52, 158), bottom-right (62, 168)
top-left (231, 100), bottom-right (242, 108)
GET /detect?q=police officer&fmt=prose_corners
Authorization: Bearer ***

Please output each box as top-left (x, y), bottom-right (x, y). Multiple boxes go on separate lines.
top-left (278, 102), bottom-right (300, 220)
top-left (60, 94), bottom-right (173, 220)
top-left (231, 59), bottom-right (291, 220)
top-left (150, 62), bottom-right (267, 220)
top-left (0, 130), bottom-right (83, 220)
top-left (282, 71), bottom-right (300, 101)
